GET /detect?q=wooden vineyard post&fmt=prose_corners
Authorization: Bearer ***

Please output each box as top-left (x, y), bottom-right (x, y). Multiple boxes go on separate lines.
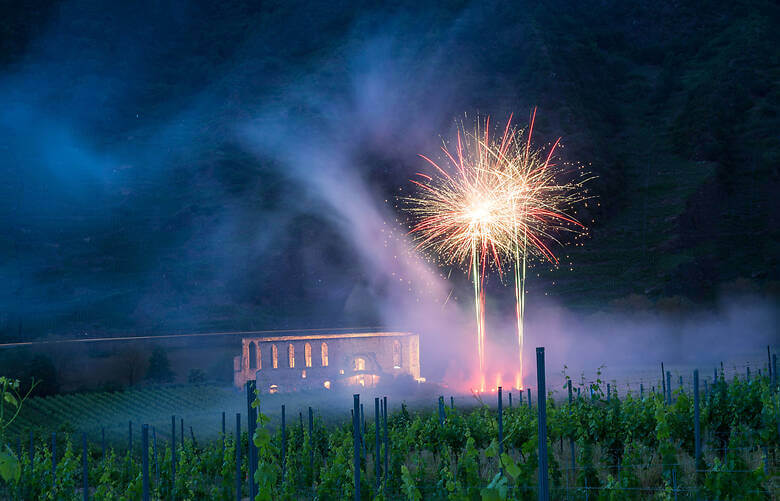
top-left (640, 383), bottom-right (644, 399)
top-left (666, 371), bottom-right (672, 405)
top-left (438, 396), bottom-right (445, 425)
top-left (82, 433), bottom-right (88, 501)
top-left (767, 345), bottom-right (772, 382)
top-left (508, 391), bottom-right (513, 408)
top-left (527, 387), bottom-right (532, 408)
top-left (353, 394), bottom-right (361, 501)
top-left (142, 424), bottom-right (149, 501)
top-left (374, 397), bottom-right (380, 492)
top-left (607, 383), bottom-right (611, 402)
top-left (536, 348), bottom-right (549, 501)
top-left (282, 404), bottom-right (294, 482)
top-left (519, 390), bottom-right (523, 405)
top-left (235, 413), bottom-right (241, 501)
top-left (773, 354), bottom-right (777, 390)
top-left (693, 370), bottom-right (701, 476)
top-left (498, 387), bottom-right (504, 475)
top-left (451, 396), bottom-right (455, 409)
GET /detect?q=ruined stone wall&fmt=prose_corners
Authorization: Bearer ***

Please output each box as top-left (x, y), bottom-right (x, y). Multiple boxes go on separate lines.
top-left (233, 332), bottom-right (420, 391)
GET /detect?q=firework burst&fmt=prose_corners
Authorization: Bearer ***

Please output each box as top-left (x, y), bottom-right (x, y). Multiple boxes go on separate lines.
top-left (403, 111), bottom-right (591, 391)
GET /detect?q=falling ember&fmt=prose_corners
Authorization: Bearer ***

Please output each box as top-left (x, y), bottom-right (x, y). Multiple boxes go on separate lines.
top-left (403, 112), bottom-right (591, 392)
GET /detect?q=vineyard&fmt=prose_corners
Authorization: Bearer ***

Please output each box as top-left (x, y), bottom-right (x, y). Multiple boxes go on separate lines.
top-left (1, 349), bottom-right (779, 500)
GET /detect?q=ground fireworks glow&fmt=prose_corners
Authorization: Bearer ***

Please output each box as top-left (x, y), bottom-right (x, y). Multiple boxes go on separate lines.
top-left (403, 111), bottom-right (590, 391)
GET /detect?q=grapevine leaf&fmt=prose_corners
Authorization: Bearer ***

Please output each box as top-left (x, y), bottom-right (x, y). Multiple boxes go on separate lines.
top-left (0, 448), bottom-right (20, 483)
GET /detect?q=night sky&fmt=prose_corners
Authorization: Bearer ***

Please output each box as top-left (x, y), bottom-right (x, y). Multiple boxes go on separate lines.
top-left (1, 0), bottom-right (778, 342)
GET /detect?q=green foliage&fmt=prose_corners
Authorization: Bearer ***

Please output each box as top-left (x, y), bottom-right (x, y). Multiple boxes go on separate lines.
top-left (1, 373), bottom-right (777, 499)
top-left (0, 377), bottom-right (38, 485)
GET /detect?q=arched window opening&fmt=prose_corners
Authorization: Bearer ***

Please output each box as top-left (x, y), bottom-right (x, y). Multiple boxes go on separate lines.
top-left (305, 343), bottom-right (312, 367)
top-left (271, 344), bottom-right (278, 369)
top-left (288, 344), bottom-right (295, 368)
top-left (248, 342), bottom-right (257, 369)
top-left (392, 340), bottom-right (402, 368)
top-left (353, 357), bottom-right (366, 371)
top-left (321, 343), bottom-right (329, 367)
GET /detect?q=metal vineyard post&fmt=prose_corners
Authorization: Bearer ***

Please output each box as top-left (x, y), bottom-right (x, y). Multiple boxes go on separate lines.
top-left (308, 406), bottom-right (314, 487)
top-left (527, 387), bottom-right (532, 408)
top-left (498, 386), bottom-right (503, 475)
top-left (374, 397), bottom-right (380, 492)
top-left (82, 433), bottom-right (88, 501)
top-left (694, 370), bottom-right (701, 475)
top-left (171, 415), bottom-right (176, 487)
top-left (361, 403), bottom-right (366, 459)
top-left (246, 380), bottom-right (257, 500)
top-left (536, 348), bottom-right (549, 501)
top-left (353, 394), bottom-right (360, 501)
top-left (142, 424), bottom-right (149, 501)
top-left (661, 362), bottom-right (666, 398)
top-left (383, 396), bottom-right (388, 486)
top-left (153, 426), bottom-right (158, 486)
top-left (767, 345), bottom-right (772, 382)
top-left (51, 432), bottom-right (56, 492)
top-left (281, 404), bottom-right (286, 481)
top-left (568, 379), bottom-right (575, 485)
top-left (235, 412), bottom-right (241, 501)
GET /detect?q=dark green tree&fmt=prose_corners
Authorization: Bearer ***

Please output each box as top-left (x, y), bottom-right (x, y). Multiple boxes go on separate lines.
top-left (146, 346), bottom-right (175, 383)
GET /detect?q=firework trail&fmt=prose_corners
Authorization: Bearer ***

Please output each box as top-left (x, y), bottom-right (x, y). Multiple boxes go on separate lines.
top-left (404, 112), bottom-right (590, 391)
top-left (403, 119), bottom-right (514, 390)
top-left (493, 108), bottom-right (590, 389)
